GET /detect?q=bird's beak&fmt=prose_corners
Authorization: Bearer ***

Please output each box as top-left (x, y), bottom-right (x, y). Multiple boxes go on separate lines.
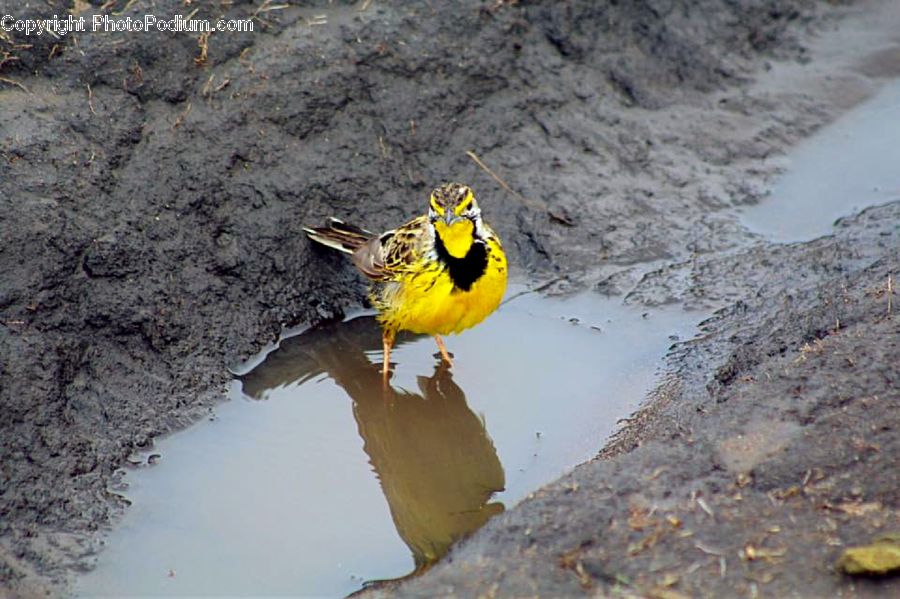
top-left (443, 212), bottom-right (464, 226)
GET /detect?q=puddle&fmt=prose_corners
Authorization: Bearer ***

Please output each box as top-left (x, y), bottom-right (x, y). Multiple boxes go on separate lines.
top-left (741, 79), bottom-right (900, 242)
top-left (76, 287), bottom-right (696, 597)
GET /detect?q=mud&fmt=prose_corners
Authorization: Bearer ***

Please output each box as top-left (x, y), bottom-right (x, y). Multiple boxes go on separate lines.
top-left (1, 0), bottom-right (898, 596)
top-left (371, 201), bottom-right (900, 599)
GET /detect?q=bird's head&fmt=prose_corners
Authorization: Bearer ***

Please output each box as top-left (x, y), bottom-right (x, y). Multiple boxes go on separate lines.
top-left (429, 183), bottom-right (481, 258)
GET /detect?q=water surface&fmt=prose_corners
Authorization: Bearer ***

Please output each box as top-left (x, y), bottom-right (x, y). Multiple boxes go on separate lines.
top-left (77, 289), bottom-right (694, 597)
top-left (741, 79), bottom-right (900, 242)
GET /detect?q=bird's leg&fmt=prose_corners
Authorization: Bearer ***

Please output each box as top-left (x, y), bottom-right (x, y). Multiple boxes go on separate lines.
top-left (382, 329), bottom-right (395, 386)
top-left (433, 334), bottom-right (453, 366)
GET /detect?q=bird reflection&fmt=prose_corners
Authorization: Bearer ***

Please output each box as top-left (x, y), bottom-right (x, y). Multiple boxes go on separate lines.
top-left (239, 316), bottom-right (505, 578)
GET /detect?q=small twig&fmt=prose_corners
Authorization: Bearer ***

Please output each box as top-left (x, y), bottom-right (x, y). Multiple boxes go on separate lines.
top-left (104, 0), bottom-right (137, 14)
top-left (0, 76), bottom-right (30, 93)
top-left (0, 52), bottom-right (20, 69)
top-left (86, 83), bottom-right (97, 115)
top-left (888, 273), bottom-right (894, 316)
top-left (695, 541), bottom-right (725, 556)
top-left (465, 150), bottom-right (545, 210)
top-left (202, 74), bottom-right (215, 96)
top-left (306, 14), bottom-right (328, 26)
top-left (360, 0), bottom-right (373, 11)
top-left (195, 32), bottom-right (210, 66)
top-left (801, 469), bottom-right (812, 486)
top-left (239, 46), bottom-right (253, 68)
top-left (696, 497), bottom-right (715, 518)
top-left (253, 0), bottom-right (289, 18)
top-left (201, 74), bottom-right (230, 98)
top-left (172, 102), bottom-right (192, 129)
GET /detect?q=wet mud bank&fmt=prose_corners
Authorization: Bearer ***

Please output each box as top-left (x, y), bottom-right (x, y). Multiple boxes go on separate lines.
top-left (1, 0), bottom-right (898, 595)
top-left (373, 201), bottom-right (900, 598)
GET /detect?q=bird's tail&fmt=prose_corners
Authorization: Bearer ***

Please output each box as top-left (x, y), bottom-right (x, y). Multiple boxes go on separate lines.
top-left (303, 218), bottom-right (375, 255)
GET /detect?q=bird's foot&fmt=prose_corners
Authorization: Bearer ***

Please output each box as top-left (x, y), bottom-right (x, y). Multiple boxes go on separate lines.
top-left (433, 335), bottom-right (454, 367)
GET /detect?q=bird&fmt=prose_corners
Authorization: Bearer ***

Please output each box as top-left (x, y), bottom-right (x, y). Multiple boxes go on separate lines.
top-left (303, 183), bottom-right (508, 381)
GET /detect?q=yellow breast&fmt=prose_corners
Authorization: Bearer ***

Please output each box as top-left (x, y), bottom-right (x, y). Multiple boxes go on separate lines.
top-left (376, 238), bottom-right (507, 336)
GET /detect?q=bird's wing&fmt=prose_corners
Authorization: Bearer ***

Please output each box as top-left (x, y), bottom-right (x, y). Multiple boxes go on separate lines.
top-left (351, 215), bottom-right (431, 281)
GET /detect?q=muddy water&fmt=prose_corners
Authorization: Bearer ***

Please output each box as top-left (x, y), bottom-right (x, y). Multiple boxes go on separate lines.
top-left (741, 79), bottom-right (900, 242)
top-left (76, 288), bottom-right (695, 597)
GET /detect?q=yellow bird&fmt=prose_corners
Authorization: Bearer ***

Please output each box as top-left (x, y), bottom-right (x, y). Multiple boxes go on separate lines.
top-left (304, 183), bottom-right (508, 380)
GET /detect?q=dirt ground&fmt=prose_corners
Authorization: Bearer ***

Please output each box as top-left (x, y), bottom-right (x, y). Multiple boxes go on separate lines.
top-left (1, 0), bottom-right (898, 596)
top-left (368, 202), bottom-right (900, 598)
